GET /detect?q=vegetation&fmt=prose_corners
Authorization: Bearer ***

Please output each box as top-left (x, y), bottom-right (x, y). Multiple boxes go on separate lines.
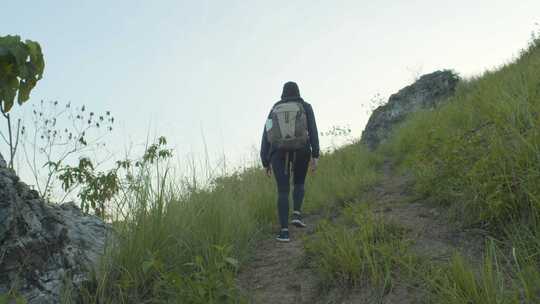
top-left (411, 237), bottom-right (539, 304)
top-left (369, 35), bottom-right (540, 303)
top-left (294, 34), bottom-right (540, 303)
top-left (4, 31), bottom-right (540, 304)
top-left (383, 37), bottom-right (540, 227)
top-left (304, 203), bottom-right (408, 294)
top-left (0, 35), bottom-right (44, 169)
top-left (56, 136), bottom-right (170, 218)
top-left (78, 143), bottom-right (381, 303)
top-left (22, 100), bottom-right (115, 201)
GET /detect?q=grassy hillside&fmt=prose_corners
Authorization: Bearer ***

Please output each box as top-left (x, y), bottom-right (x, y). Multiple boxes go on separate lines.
top-left (78, 37), bottom-right (540, 303)
top-left (384, 38), bottom-right (540, 228)
top-left (376, 37), bottom-right (540, 302)
top-left (305, 36), bottom-right (540, 303)
top-left (78, 145), bottom-right (381, 303)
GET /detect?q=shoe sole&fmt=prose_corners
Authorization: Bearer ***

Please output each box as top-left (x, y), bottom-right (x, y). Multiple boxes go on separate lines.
top-left (291, 219), bottom-right (306, 228)
top-left (276, 237), bottom-right (290, 242)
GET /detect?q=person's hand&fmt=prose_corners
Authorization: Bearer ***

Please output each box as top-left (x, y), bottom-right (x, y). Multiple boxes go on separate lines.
top-left (265, 166), bottom-right (272, 177)
top-left (310, 158), bottom-right (319, 173)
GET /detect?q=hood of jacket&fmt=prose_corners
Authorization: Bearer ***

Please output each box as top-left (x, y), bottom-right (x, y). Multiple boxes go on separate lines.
top-left (281, 81), bottom-right (302, 101)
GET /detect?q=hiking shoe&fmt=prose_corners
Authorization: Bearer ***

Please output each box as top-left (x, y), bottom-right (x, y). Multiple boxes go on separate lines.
top-left (291, 211), bottom-right (307, 228)
top-left (276, 229), bottom-right (290, 242)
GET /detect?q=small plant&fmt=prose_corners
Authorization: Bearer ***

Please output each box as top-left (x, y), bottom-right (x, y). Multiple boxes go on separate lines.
top-left (305, 203), bottom-right (407, 292)
top-left (0, 35), bottom-right (44, 169)
top-left (21, 100), bottom-right (114, 200)
top-left (364, 92), bottom-right (386, 115)
top-left (56, 136), bottom-right (172, 218)
top-left (321, 124), bottom-right (353, 151)
top-left (0, 294), bottom-right (27, 304)
top-left (171, 245), bottom-right (241, 303)
top-left (426, 240), bottom-right (524, 304)
top-left (0, 287), bottom-right (28, 304)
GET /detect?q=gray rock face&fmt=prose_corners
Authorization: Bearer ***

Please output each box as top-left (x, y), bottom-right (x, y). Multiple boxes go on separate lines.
top-left (361, 70), bottom-right (459, 149)
top-left (0, 152), bottom-right (110, 303)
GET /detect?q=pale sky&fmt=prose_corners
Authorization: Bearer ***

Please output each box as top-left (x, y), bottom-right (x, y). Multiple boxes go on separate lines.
top-left (2, 0), bottom-right (539, 177)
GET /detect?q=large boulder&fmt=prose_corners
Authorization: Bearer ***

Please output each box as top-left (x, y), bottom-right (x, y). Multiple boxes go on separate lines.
top-left (0, 153), bottom-right (110, 303)
top-left (361, 70), bottom-right (459, 149)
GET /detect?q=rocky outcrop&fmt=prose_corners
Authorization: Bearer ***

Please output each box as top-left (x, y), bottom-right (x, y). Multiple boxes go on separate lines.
top-left (361, 70), bottom-right (459, 149)
top-left (0, 153), bottom-right (110, 303)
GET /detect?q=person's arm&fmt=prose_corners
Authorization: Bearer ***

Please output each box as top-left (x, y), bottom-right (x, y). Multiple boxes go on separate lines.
top-left (260, 125), bottom-right (271, 168)
top-left (305, 103), bottom-right (320, 159)
top-left (260, 108), bottom-right (274, 169)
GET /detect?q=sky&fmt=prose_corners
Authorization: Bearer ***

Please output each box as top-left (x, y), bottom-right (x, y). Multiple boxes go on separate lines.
top-left (2, 0), bottom-right (540, 179)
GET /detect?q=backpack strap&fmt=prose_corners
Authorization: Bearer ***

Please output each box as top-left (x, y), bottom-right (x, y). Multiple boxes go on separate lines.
top-left (285, 152), bottom-right (289, 175)
top-left (292, 151), bottom-right (296, 177)
top-left (284, 151), bottom-right (297, 176)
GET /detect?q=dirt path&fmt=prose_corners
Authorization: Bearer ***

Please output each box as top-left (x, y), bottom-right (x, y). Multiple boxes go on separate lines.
top-left (371, 163), bottom-right (485, 261)
top-left (371, 162), bottom-right (485, 263)
top-left (337, 162), bottom-right (485, 303)
top-left (238, 161), bottom-right (485, 303)
top-left (237, 214), bottom-right (322, 304)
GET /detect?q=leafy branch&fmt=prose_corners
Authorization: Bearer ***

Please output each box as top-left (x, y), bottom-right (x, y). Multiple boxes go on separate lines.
top-left (56, 136), bottom-right (173, 219)
top-left (21, 100), bottom-right (114, 199)
top-left (0, 35), bottom-right (44, 169)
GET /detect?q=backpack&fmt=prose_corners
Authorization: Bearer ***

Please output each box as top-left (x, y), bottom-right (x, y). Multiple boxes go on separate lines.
top-left (266, 101), bottom-right (309, 151)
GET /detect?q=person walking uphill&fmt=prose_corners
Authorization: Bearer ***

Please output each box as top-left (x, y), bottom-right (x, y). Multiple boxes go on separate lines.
top-left (260, 81), bottom-right (320, 242)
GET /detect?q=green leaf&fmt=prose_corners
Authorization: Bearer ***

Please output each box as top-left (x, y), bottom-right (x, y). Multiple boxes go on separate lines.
top-left (0, 35), bottom-right (21, 46)
top-left (142, 260), bottom-right (153, 274)
top-left (0, 35), bottom-right (44, 113)
top-left (9, 44), bottom-right (27, 67)
top-left (17, 82), bottom-right (29, 104)
top-left (2, 87), bottom-right (16, 112)
top-left (25, 40), bottom-right (44, 78)
top-left (224, 257), bottom-right (239, 269)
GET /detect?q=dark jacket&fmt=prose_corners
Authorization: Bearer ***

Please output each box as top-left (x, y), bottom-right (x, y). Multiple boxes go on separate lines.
top-left (260, 82), bottom-right (320, 168)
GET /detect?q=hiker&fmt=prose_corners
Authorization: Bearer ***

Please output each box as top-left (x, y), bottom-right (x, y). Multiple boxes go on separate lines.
top-left (260, 81), bottom-right (320, 242)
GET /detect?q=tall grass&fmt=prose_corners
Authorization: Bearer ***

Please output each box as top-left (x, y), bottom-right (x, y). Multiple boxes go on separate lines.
top-left (376, 36), bottom-right (540, 303)
top-left (426, 239), bottom-right (540, 304)
top-left (304, 203), bottom-right (408, 293)
top-left (429, 242), bottom-right (510, 304)
top-left (79, 143), bottom-right (380, 303)
top-left (305, 144), bottom-right (382, 211)
top-left (381, 38), bottom-right (540, 227)
top-left (70, 34), bottom-right (540, 304)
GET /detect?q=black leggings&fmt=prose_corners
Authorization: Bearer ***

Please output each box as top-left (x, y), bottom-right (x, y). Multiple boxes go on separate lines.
top-left (271, 149), bottom-right (311, 229)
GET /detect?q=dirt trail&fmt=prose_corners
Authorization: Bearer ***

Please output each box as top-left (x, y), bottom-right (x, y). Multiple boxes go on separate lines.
top-left (238, 162), bottom-right (485, 303)
top-left (370, 162), bottom-right (485, 263)
top-left (341, 162), bottom-right (485, 303)
top-left (237, 214), bottom-right (322, 304)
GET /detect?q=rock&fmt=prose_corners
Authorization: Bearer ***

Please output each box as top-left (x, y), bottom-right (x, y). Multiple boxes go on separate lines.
top-left (0, 153), bottom-right (110, 303)
top-left (361, 70), bottom-right (459, 149)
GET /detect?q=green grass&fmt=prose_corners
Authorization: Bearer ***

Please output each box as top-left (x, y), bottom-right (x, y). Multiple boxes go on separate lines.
top-left (428, 242), bottom-right (511, 304)
top-left (305, 144), bottom-right (382, 212)
top-left (78, 143), bottom-right (381, 303)
top-left (423, 238), bottom-right (540, 304)
top-left (22, 31), bottom-right (539, 304)
top-left (84, 37), bottom-right (540, 303)
top-left (381, 38), bottom-right (540, 227)
top-left (375, 36), bottom-right (540, 303)
top-left (304, 203), bottom-right (408, 293)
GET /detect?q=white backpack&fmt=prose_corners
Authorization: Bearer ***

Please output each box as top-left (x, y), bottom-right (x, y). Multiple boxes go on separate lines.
top-left (266, 101), bottom-right (309, 151)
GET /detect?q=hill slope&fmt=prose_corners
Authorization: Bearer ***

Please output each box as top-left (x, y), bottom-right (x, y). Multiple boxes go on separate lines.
top-left (241, 36), bottom-right (540, 303)
top-left (62, 36), bottom-right (540, 303)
